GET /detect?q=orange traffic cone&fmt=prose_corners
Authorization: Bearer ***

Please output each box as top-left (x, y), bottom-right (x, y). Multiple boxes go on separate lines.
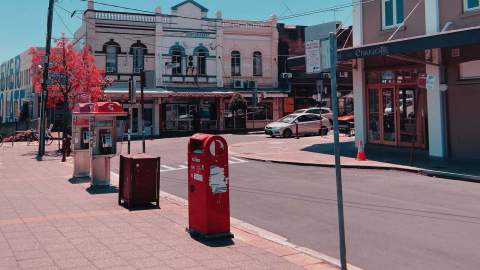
top-left (356, 140), bottom-right (367, 161)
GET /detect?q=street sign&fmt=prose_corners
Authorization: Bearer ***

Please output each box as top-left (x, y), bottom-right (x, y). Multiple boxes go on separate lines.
top-left (306, 40), bottom-right (321, 73)
top-left (426, 74), bottom-right (435, 91)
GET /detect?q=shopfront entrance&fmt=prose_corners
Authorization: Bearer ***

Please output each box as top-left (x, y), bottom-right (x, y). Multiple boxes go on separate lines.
top-left (366, 69), bottom-right (427, 148)
top-left (163, 97), bottom-right (218, 131)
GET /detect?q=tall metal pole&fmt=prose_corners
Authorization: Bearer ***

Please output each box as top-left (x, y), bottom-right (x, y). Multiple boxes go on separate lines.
top-left (140, 70), bottom-right (145, 153)
top-left (127, 77), bottom-right (132, 155)
top-left (37, 0), bottom-right (55, 161)
top-left (329, 32), bottom-right (347, 270)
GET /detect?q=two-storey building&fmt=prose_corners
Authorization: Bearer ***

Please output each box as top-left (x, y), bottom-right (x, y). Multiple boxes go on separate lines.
top-left (340, 0), bottom-right (480, 161)
top-left (0, 49), bottom-right (38, 125)
top-left (74, 0), bottom-right (286, 135)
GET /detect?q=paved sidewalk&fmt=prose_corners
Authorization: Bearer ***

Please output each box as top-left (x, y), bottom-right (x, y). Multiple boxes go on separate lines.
top-left (230, 135), bottom-right (480, 182)
top-left (0, 144), bottom-right (344, 270)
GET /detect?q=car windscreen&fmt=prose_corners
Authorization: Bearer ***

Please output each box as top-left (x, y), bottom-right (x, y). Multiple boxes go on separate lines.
top-left (277, 115), bottom-right (297, 123)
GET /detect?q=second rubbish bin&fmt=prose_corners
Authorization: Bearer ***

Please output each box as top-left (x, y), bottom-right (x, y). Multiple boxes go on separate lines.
top-left (119, 154), bottom-right (160, 210)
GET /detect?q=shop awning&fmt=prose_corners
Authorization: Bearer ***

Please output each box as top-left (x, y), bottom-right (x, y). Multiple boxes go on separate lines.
top-left (338, 25), bottom-right (480, 61)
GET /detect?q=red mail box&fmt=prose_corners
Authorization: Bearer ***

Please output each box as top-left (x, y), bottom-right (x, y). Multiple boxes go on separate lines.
top-left (187, 134), bottom-right (232, 239)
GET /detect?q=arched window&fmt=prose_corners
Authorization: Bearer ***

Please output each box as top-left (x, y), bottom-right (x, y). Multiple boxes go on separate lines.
top-left (130, 41), bottom-right (147, 74)
top-left (253, 51), bottom-right (263, 76)
top-left (103, 39), bottom-right (120, 74)
top-left (194, 45), bottom-right (209, 76)
top-left (231, 51), bottom-right (241, 76)
top-left (169, 44), bottom-right (185, 75)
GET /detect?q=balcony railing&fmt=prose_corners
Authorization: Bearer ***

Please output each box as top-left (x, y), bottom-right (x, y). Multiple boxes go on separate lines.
top-left (93, 11), bottom-right (156, 23)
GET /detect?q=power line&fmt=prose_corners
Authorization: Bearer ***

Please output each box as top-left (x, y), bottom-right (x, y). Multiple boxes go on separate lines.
top-left (83, 0), bottom-right (373, 24)
top-left (277, 0), bottom-right (375, 21)
top-left (54, 7), bottom-right (75, 37)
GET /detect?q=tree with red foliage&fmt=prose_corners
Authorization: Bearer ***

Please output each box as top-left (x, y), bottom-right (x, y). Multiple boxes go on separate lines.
top-left (30, 36), bottom-right (112, 161)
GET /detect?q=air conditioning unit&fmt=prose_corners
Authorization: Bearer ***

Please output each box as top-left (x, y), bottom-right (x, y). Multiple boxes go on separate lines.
top-left (134, 67), bottom-right (143, 74)
top-left (233, 79), bottom-right (244, 89)
top-left (281, 73), bottom-right (293, 79)
top-left (106, 67), bottom-right (115, 73)
top-left (187, 55), bottom-right (195, 68)
top-left (339, 72), bottom-right (349, 78)
top-left (246, 80), bottom-right (258, 89)
top-left (186, 55), bottom-right (196, 75)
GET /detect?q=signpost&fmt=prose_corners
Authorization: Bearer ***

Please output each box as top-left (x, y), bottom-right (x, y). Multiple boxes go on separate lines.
top-left (329, 32), bottom-right (348, 270)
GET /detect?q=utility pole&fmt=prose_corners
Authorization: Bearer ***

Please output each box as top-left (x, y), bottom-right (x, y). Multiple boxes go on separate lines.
top-left (37, 0), bottom-right (55, 161)
top-left (329, 32), bottom-right (348, 270)
top-left (140, 70), bottom-right (145, 153)
top-left (127, 77), bottom-right (132, 155)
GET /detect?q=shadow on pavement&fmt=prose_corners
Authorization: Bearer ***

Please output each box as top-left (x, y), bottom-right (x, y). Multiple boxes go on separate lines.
top-left (119, 202), bottom-right (160, 212)
top-left (302, 141), bottom-right (480, 177)
top-left (86, 185), bottom-right (119, 194)
top-left (68, 177), bottom-right (90, 184)
top-left (188, 234), bottom-right (235, 247)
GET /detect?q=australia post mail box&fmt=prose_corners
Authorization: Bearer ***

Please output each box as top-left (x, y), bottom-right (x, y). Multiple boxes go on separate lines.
top-left (187, 134), bottom-right (233, 239)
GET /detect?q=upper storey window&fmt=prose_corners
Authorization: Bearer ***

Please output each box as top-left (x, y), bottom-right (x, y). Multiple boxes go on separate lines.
top-left (464, 0), bottom-right (480, 11)
top-left (382, 0), bottom-right (404, 30)
top-left (130, 41), bottom-right (147, 74)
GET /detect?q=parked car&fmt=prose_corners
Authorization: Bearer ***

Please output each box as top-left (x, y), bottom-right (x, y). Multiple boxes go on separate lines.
top-left (293, 107), bottom-right (333, 124)
top-left (264, 113), bottom-right (331, 138)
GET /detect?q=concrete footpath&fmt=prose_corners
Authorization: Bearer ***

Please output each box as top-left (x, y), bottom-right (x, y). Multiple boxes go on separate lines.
top-left (230, 135), bottom-right (480, 182)
top-left (0, 144), bottom-right (353, 270)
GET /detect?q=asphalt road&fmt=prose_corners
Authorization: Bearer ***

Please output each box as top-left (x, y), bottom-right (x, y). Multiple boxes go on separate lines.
top-left (112, 135), bottom-right (480, 270)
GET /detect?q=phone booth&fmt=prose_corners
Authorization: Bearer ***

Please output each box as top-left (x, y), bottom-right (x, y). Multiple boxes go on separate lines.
top-left (74, 102), bottom-right (126, 186)
top-left (187, 134), bottom-right (233, 239)
top-left (72, 103), bottom-right (94, 178)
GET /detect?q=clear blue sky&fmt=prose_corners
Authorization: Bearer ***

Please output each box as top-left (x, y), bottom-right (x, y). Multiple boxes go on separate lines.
top-left (0, 0), bottom-right (353, 62)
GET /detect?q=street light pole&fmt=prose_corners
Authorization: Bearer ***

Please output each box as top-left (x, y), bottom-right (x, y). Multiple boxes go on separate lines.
top-left (330, 32), bottom-right (348, 270)
top-left (140, 70), bottom-right (145, 153)
top-left (37, 0), bottom-right (55, 161)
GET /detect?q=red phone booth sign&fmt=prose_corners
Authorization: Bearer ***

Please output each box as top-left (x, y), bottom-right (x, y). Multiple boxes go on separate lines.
top-left (187, 134), bottom-right (233, 239)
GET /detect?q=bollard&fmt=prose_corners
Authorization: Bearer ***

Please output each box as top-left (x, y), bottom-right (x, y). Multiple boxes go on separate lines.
top-left (295, 122), bottom-right (299, 139)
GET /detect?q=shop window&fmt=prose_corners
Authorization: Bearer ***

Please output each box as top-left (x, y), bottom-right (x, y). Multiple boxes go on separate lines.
top-left (464, 0), bottom-right (480, 11)
top-left (247, 101), bottom-right (273, 121)
top-left (231, 51), bottom-right (241, 76)
top-left (253, 51), bottom-right (263, 76)
top-left (382, 0), bottom-right (404, 30)
top-left (459, 60), bottom-right (480, 79)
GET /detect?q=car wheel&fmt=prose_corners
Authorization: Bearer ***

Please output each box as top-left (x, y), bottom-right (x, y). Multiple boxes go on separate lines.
top-left (320, 128), bottom-right (328, 136)
top-left (283, 129), bottom-right (292, 138)
top-left (329, 119), bottom-right (333, 126)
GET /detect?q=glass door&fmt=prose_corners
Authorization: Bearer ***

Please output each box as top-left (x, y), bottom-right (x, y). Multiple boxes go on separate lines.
top-left (367, 88), bottom-right (381, 143)
top-left (398, 88), bottom-right (416, 145)
top-left (382, 88), bottom-right (396, 144)
top-left (397, 88), bottom-right (425, 148)
top-left (177, 104), bottom-right (191, 131)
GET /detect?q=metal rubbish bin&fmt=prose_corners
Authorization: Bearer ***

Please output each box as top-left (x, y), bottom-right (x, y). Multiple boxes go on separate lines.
top-left (119, 154), bottom-right (160, 210)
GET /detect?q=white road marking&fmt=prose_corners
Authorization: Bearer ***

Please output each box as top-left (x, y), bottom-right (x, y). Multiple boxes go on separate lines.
top-left (159, 158), bottom-right (248, 173)
top-left (229, 157), bottom-right (248, 164)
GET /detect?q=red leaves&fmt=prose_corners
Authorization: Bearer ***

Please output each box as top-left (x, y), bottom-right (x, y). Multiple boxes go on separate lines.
top-left (30, 35), bottom-right (108, 108)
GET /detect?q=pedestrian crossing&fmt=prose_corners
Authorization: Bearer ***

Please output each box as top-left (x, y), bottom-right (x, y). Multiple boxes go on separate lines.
top-left (160, 157), bottom-right (248, 172)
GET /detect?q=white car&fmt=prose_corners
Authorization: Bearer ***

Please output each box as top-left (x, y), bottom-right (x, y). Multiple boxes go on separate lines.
top-left (293, 107), bottom-right (333, 124)
top-left (264, 113), bottom-right (331, 138)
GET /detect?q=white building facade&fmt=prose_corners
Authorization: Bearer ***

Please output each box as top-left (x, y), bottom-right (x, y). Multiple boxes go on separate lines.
top-left (74, 0), bottom-right (287, 135)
